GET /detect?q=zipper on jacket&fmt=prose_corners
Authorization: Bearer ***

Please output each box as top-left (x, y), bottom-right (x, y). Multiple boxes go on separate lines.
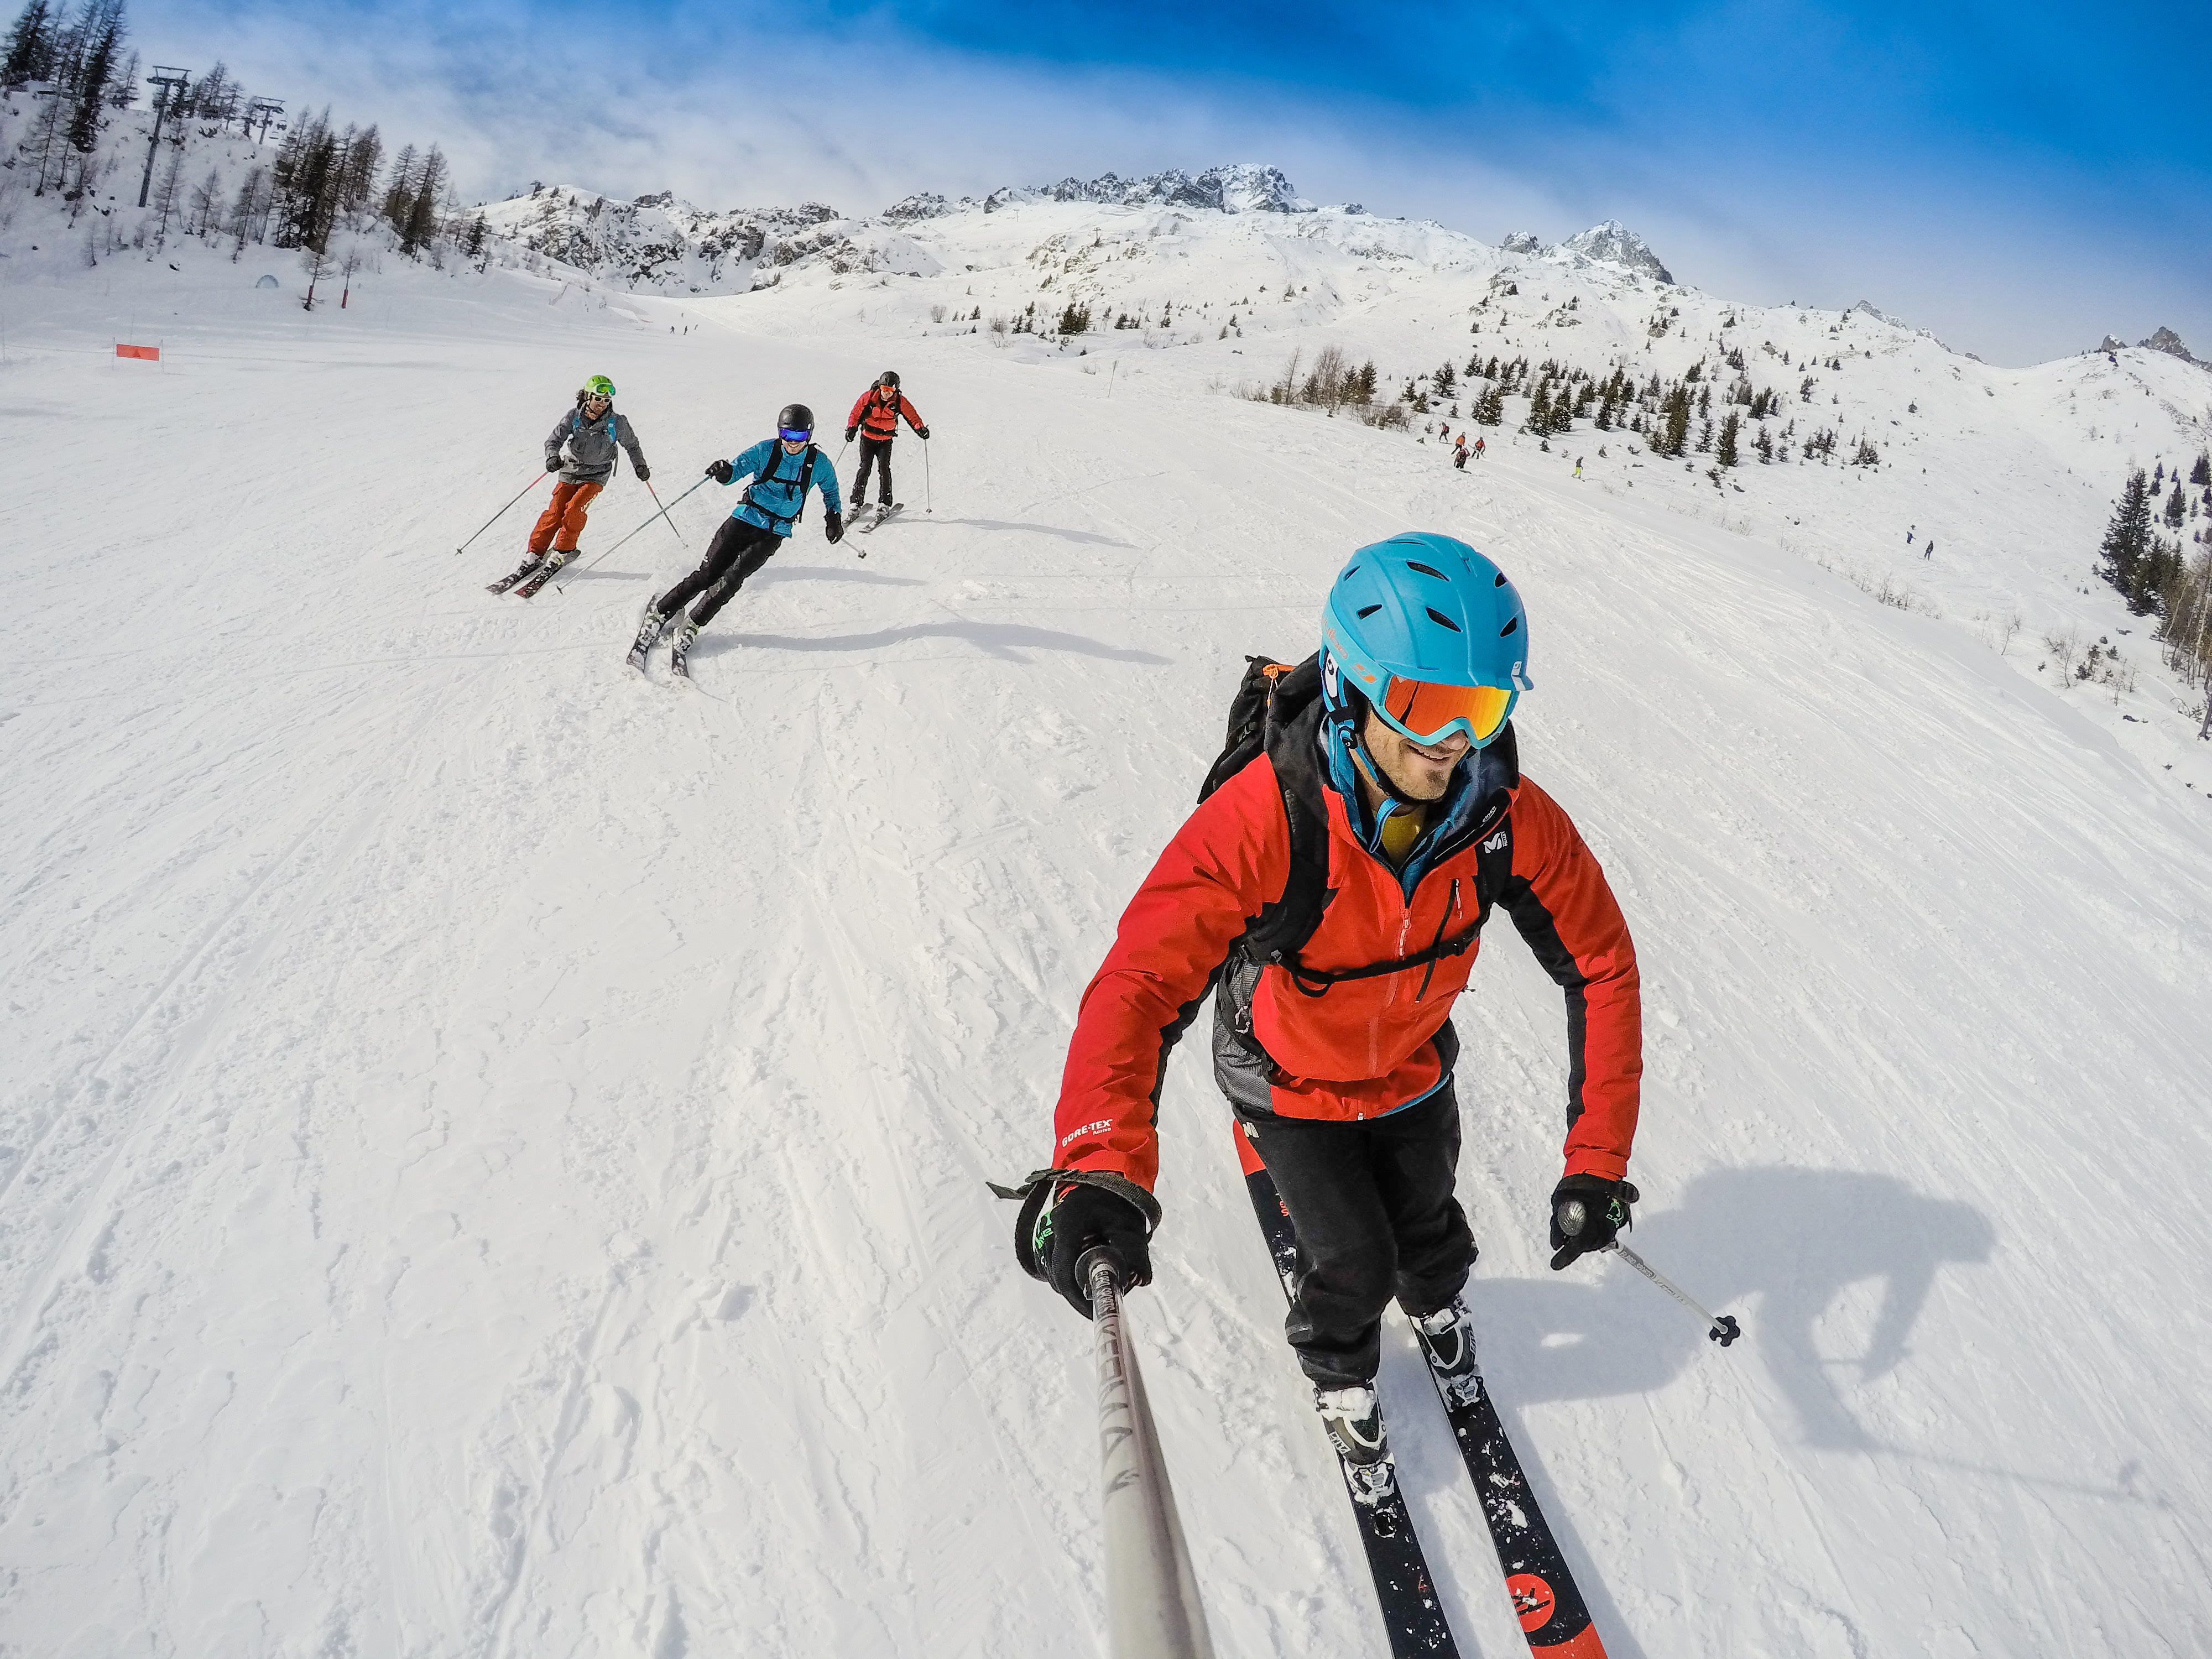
top-left (1415, 879), bottom-right (1462, 1002)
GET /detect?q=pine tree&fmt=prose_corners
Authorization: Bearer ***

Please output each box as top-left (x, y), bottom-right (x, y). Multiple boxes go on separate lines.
top-left (2193, 451), bottom-right (2210, 487)
top-left (1659, 383), bottom-right (1691, 456)
top-left (1717, 411), bottom-right (1741, 467)
top-left (336, 123), bottom-right (381, 213)
top-left (64, 9), bottom-right (119, 154)
top-left (1525, 378), bottom-right (1552, 434)
top-left (148, 137), bottom-right (185, 243)
top-left (2098, 468), bottom-right (2153, 600)
top-left (400, 144), bottom-right (446, 255)
top-left (186, 163), bottom-right (221, 236)
top-left (225, 164), bottom-right (265, 251)
top-left (1, 0), bottom-right (54, 85)
top-left (2171, 483), bottom-right (2192, 529)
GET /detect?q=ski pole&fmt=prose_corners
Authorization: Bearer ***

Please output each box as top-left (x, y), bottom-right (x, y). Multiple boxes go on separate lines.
top-left (923, 437), bottom-right (933, 513)
top-left (645, 479), bottom-right (686, 547)
top-left (1559, 1200), bottom-right (1741, 1346)
top-left (455, 469), bottom-right (549, 555)
top-left (1611, 1241), bottom-right (1743, 1346)
top-left (553, 475), bottom-right (711, 595)
top-left (1081, 1250), bottom-right (1216, 1659)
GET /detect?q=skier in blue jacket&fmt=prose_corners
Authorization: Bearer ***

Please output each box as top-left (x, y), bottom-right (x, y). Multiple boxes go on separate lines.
top-left (628, 403), bottom-right (845, 677)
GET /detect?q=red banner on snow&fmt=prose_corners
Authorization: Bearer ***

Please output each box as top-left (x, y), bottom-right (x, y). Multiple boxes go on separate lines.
top-left (115, 343), bottom-right (160, 361)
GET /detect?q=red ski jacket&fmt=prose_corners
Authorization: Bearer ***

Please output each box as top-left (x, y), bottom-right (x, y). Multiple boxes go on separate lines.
top-left (1051, 742), bottom-right (1641, 1193)
top-left (849, 388), bottom-right (924, 441)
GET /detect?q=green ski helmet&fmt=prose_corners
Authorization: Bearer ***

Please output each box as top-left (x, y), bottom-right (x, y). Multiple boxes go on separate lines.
top-left (582, 374), bottom-right (615, 401)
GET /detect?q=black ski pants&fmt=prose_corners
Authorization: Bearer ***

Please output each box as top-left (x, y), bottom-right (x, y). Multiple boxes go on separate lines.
top-left (1241, 1082), bottom-right (1474, 1389)
top-left (853, 436), bottom-right (895, 505)
top-left (656, 518), bottom-right (782, 627)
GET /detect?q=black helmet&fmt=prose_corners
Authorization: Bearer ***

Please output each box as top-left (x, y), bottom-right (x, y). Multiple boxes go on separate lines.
top-left (876, 370), bottom-right (900, 388)
top-left (776, 403), bottom-right (814, 439)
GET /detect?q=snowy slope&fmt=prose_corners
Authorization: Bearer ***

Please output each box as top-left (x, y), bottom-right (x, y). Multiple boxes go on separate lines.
top-left (4, 200), bottom-right (2212, 1659)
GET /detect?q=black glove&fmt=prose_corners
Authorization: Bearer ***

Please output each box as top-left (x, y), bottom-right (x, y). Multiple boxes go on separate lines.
top-left (1549, 1175), bottom-right (1639, 1271)
top-left (705, 458), bottom-right (733, 483)
top-left (917, 425), bottom-right (930, 439)
top-left (824, 510), bottom-right (844, 544)
top-left (1034, 1183), bottom-right (1152, 1319)
top-left (633, 462), bottom-right (650, 482)
top-left (844, 426), bottom-right (858, 443)
top-left (545, 455), bottom-right (564, 473)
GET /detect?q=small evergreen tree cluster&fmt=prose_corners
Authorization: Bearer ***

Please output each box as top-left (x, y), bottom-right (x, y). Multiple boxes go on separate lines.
top-left (2098, 468), bottom-right (2186, 615)
top-left (1262, 344), bottom-right (1376, 411)
top-left (6, 0), bottom-right (132, 195)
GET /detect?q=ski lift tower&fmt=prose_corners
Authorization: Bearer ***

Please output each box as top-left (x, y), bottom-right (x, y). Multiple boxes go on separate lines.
top-left (137, 66), bottom-right (189, 208)
top-left (246, 96), bottom-right (283, 145)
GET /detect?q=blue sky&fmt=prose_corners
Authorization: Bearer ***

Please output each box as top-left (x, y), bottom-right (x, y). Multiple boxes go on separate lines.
top-left (129, 0), bottom-right (2208, 364)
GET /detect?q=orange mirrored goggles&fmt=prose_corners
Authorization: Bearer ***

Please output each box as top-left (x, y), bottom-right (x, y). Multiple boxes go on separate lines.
top-left (1374, 675), bottom-right (1516, 747)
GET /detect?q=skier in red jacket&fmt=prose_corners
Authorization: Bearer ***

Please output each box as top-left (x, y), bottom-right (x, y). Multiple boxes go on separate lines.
top-left (844, 369), bottom-right (928, 512)
top-left (1013, 533), bottom-right (1642, 1476)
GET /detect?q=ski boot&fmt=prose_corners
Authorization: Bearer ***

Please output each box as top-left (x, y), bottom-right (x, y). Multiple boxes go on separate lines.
top-left (668, 618), bottom-right (701, 680)
top-left (488, 555), bottom-right (545, 596)
top-left (1315, 1385), bottom-right (1394, 1505)
top-left (1412, 1299), bottom-right (1483, 1408)
top-left (626, 606), bottom-right (669, 673)
top-left (514, 549), bottom-right (570, 599)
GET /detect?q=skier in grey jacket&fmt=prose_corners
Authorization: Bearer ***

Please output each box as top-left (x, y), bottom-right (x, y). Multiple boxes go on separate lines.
top-left (492, 374), bottom-right (650, 593)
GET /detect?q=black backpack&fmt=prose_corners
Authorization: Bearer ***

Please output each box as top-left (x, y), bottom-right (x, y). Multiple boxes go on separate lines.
top-left (1199, 653), bottom-right (1515, 993)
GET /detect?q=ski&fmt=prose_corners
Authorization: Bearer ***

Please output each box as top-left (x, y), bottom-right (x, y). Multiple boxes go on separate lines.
top-left (514, 550), bottom-right (571, 599)
top-left (858, 502), bottom-right (901, 533)
top-left (667, 622), bottom-right (698, 683)
top-left (487, 557), bottom-right (545, 596)
top-left (1239, 1129), bottom-right (1461, 1658)
top-left (1422, 1352), bottom-right (1610, 1658)
top-left (625, 607), bottom-right (667, 677)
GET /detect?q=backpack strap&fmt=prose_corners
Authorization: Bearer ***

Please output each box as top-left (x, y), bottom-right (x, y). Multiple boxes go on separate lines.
top-left (1276, 804), bottom-right (1514, 998)
top-left (740, 442), bottom-right (820, 529)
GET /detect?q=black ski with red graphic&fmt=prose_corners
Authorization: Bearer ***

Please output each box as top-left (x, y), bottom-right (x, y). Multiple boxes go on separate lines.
top-left (1241, 1124), bottom-right (1611, 1658)
top-left (1425, 1352), bottom-right (1609, 1657)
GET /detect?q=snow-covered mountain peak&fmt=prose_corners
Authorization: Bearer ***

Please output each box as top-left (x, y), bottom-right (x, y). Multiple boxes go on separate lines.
top-left (987, 163), bottom-right (1310, 215)
top-left (2140, 325), bottom-right (2201, 366)
top-left (1557, 219), bottom-right (1673, 283)
top-left (1495, 223), bottom-right (1673, 283)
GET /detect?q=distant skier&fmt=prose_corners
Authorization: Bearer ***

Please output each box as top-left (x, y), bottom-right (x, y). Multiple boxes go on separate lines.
top-left (1006, 534), bottom-right (1644, 1490)
top-left (844, 371), bottom-right (928, 514)
top-left (1573, 456), bottom-right (1584, 478)
top-left (1473, 435), bottom-right (1486, 460)
top-left (493, 376), bottom-right (649, 593)
top-left (626, 403), bottom-right (844, 679)
top-left (1453, 434), bottom-right (1469, 469)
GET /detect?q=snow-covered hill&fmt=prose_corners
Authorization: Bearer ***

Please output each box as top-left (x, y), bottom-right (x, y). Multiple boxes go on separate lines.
top-left (5, 138), bottom-right (2212, 1658)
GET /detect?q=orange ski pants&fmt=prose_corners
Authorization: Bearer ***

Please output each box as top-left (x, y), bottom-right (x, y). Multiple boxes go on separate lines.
top-left (528, 481), bottom-right (603, 554)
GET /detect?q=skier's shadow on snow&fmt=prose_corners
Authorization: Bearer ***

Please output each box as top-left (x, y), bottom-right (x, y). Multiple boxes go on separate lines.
top-left (925, 517), bottom-right (1137, 548)
top-left (749, 565), bottom-right (925, 589)
top-left (1469, 1165), bottom-right (1993, 1452)
top-left (717, 622), bottom-right (1170, 665)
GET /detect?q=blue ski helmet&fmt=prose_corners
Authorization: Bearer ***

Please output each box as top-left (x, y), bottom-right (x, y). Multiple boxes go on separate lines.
top-left (1321, 532), bottom-right (1531, 749)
